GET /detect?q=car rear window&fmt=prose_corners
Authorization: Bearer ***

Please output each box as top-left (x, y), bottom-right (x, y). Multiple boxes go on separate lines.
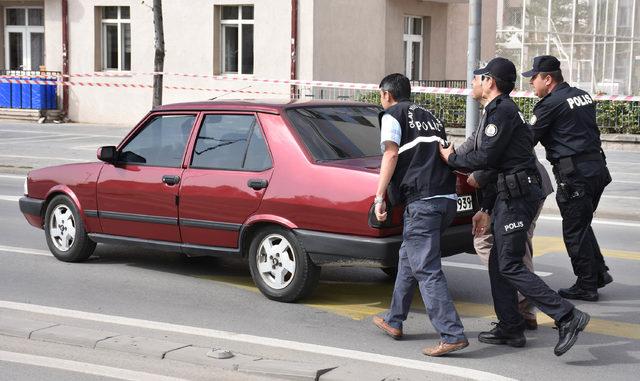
top-left (285, 106), bottom-right (382, 161)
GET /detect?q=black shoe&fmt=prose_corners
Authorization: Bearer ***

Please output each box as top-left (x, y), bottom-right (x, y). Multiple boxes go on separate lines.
top-left (554, 309), bottom-right (590, 356)
top-left (558, 284), bottom-right (599, 301)
top-left (478, 322), bottom-right (526, 348)
top-left (597, 271), bottom-right (613, 289)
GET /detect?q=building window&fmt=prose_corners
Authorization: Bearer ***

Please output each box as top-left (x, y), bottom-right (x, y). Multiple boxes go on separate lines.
top-left (403, 16), bottom-right (423, 80)
top-left (220, 5), bottom-right (254, 74)
top-left (4, 7), bottom-right (44, 71)
top-left (101, 6), bottom-right (131, 71)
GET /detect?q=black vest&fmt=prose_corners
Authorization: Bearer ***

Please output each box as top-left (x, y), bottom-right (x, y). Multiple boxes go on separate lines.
top-left (380, 101), bottom-right (455, 204)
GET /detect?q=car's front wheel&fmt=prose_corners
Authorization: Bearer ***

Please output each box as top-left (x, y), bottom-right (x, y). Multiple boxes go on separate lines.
top-left (44, 195), bottom-right (96, 262)
top-left (248, 226), bottom-right (320, 302)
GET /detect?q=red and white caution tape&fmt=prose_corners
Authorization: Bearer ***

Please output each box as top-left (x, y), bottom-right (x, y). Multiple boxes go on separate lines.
top-left (0, 77), bottom-right (287, 96)
top-left (2, 71), bottom-right (639, 101)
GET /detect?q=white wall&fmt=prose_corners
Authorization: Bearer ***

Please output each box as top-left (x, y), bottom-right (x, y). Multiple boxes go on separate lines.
top-left (44, 0), bottom-right (293, 125)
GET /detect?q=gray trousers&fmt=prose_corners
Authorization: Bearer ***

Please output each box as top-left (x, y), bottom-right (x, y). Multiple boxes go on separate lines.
top-left (385, 198), bottom-right (467, 344)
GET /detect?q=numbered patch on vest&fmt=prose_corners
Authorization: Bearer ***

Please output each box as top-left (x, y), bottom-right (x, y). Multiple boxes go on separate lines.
top-left (529, 115), bottom-right (537, 125)
top-left (485, 124), bottom-right (498, 137)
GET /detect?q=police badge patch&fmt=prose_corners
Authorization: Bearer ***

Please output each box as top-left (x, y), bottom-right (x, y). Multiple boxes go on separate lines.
top-left (484, 124), bottom-right (497, 137)
top-left (529, 115), bottom-right (537, 125)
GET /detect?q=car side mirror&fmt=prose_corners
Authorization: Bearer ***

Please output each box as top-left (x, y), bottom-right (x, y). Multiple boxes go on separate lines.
top-left (97, 146), bottom-right (117, 163)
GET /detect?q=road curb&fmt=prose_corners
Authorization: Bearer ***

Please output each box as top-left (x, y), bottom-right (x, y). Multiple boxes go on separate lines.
top-left (30, 324), bottom-right (118, 349)
top-left (0, 314), bottom-right (339, 380)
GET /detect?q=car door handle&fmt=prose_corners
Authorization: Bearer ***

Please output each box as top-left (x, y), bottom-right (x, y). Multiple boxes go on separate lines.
top-left (247, 179), bottom-right (268, 190)
top-left (162, 175), bottom-right (181, 186)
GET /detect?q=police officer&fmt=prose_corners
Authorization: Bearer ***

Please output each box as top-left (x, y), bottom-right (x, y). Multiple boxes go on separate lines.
top-left (439, 57), bottom-right (589, 356)
top-left (522, 56), bottom-right (613, 301)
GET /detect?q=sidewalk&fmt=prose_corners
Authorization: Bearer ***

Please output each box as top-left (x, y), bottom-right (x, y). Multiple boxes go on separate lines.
top-left (0, 307), bottom-right (483, 381)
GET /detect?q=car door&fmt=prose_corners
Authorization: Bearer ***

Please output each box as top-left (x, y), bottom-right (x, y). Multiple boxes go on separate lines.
top-left (96, 113), bottom-right (197, 242)
top-left (179, 113), bottom-right (273, 249)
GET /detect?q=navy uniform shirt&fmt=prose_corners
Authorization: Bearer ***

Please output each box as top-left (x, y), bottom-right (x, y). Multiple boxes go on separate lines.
top-left (448, 93), bottom-right (536, 176)
top-left (530, 82), bottom-right (603, 167)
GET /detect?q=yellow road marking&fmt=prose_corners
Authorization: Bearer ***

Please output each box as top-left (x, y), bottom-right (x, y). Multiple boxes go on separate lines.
top-left (196, 274), bottom-right (640, 340)
top-left (532, 236), bottom-right (640, 260)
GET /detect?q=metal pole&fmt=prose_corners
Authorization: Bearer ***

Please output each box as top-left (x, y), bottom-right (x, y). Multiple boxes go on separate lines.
top-left (591, 0), bottom-right (598, 94)
top-left (465, 0), bottom-right (482, 138)
top-left (62, 0), bottom-right (69, 119)
top-left (569, 0), bottom-right (577, 84)
top-left (627, 0), bottom-right (636, 95)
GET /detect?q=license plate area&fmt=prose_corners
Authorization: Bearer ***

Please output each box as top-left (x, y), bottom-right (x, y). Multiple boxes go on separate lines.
top-left (457, 195), bottom-right (473, 213)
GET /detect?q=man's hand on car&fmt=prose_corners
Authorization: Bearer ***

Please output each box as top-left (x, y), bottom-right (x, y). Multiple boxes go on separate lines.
top-left (375, 199), bottom-right (387, 222)
top-left (439, 142), bottom-right (454, 163)
top-left (472, 210), bottom-right (491, 236)
top-left (467, 173), bottom-right (480, 188)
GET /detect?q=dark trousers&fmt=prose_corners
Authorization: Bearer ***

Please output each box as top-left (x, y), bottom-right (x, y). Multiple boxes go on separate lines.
top-left (490, 187), bottom-right (574, 331)
top-left (555, 167), bottom-right (611, 291)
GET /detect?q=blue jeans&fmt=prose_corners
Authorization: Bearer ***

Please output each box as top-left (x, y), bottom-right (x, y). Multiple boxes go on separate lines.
top-left (385, 198), bottom-right (466, 343)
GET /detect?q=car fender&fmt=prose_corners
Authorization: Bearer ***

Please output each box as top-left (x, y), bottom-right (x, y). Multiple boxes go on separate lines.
top-left (44, 185), bottom-right (89, 227)
top-left (243, 214), bottom-right (298, 230)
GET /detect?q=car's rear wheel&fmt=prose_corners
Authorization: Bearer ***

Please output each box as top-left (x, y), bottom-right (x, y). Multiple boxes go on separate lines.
top-left (381, 266), bottom-right (398, 280)
top-left (248, 226), bottom-right (320, 302)
top-left (44, 195), bottom-right (96, 262)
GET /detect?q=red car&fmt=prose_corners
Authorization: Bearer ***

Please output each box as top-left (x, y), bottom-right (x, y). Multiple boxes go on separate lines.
top-left (19, 100), bottom-right (477, 302)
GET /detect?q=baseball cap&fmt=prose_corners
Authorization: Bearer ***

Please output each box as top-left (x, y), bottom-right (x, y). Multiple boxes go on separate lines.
top-left (473, 57), bottom-right (517, 83)
top-left (522, 55), bottom-right (561, 77)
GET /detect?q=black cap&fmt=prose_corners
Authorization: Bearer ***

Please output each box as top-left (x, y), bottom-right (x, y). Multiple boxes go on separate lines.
top-left (473, 57), bottom-right (517, 83)
top-left (522, 55), bottom-right (561, 77)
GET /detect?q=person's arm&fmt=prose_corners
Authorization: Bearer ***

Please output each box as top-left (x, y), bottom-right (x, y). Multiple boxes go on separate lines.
top-left (375, 142), bottom-right (399, 221)
top-left (471, 169), bottom-right (498, 189)
top-left (455, 128), bottom-right (478, 156)
top-left (375, 114), bottom-right (401, 222)
top-left (444, 112), bottom-right (514, 170)
top-left (529, 101), bottom-right (556, 145)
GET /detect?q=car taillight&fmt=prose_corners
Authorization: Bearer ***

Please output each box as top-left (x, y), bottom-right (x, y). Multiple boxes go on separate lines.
top-left (455, 173), bottom-right (474, 195)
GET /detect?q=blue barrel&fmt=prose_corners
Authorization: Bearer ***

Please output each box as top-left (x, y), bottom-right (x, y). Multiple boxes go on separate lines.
top-left (0, 76), bottom-right (11, 108)
top-left (11, 77), bottom-right (22, 108)
top-left (21, 78), bottom-right (32, 109)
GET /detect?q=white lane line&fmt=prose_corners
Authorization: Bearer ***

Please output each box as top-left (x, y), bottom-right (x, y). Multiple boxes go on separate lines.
top-left (609, 172), bottom-right (640, 176)
top-left (607, 161), bottom-right (640, 165)
top-left (613, 180), bottom-right (640, 185)
top-left (0, 196), bottom-right (20, 202)
top-left (0, 134), bottom-right (60, 143)
top-left (0, 129), bottom-right (123, 138)
top-left (0, 245), bottom-right (51, 256)
top-left (539, 215), bottom-right (640, 228)
top-left (0, 301), bottom-right (515, 381)
top-left (0, 135), bottom-right (92, 144)
top-left (0, 350), bottom-right (187, 381)
top-left (442, 261), bottom-right (552, 277)
top-left (601, 195), bottom-right (640, 201)
top-left (0, 154), bottom-right (85, 162)
top-left (0, 174), bottom-right (25, 180)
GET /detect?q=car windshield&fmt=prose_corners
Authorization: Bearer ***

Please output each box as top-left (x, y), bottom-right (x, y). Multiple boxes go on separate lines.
top-left (286, 106), bottom-right (382, 161)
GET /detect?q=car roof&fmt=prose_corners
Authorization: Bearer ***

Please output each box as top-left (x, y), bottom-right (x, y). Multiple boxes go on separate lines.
top-left (154, 99), bottom-right (378, 114)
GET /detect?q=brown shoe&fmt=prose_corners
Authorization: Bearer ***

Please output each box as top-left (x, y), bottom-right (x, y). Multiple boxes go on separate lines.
top-left (519, 299), bottom-right (537, 330)
top-left (524, 317), bottom-right (538, 330)
top-left (422, 339), bottom-right (469, 357)
top-left (372, 316), bottom-right (402, 339)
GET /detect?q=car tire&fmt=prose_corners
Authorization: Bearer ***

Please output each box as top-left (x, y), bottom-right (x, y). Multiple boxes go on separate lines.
top-left (248, 226), bottom-right (320, 302)
top-left (44, 195), bottom-right (96, 262)
top-left (381, 266), bottom-right (398, 280)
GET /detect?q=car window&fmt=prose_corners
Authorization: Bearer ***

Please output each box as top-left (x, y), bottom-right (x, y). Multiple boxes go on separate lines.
top-left (191, 114), bottom-right (270, 171)
top-left (243, 121), bottom-right (273, 171)
top-left (285, 106), bottom-right (381, 161)
top-left (119, 114), bottom-right (195, 167)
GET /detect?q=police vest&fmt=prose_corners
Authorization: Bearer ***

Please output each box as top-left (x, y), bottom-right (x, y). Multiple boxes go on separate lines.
top-left (381, 101), bottom-right (455, 204)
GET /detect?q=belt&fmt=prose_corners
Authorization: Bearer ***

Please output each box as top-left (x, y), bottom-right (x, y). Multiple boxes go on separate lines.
top-left (551, 151), bottom-right (604, 165)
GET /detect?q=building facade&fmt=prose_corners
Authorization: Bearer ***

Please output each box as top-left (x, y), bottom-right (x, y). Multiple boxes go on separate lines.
top-left (1, 1), bottom-right (635, 125)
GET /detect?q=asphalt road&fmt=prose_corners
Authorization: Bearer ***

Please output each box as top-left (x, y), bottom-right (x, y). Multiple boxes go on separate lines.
top-left (1, 121), bottom-right (639, 381)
